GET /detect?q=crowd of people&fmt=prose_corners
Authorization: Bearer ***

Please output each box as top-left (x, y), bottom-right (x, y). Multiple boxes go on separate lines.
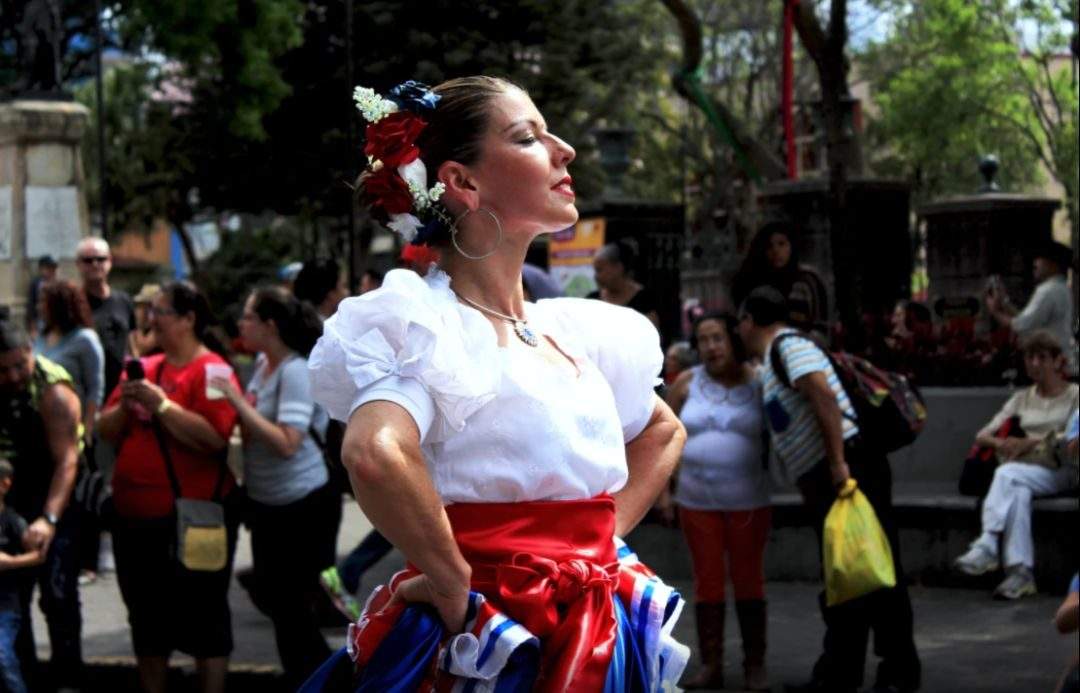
top-left (0, 73), bottom-right (1076, 693)
top-left (1, 237), bottom-right (380, 692)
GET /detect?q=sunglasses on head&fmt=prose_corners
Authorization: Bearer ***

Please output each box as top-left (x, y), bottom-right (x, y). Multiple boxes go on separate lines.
top-left (78, 256), bottom-right (108, 264)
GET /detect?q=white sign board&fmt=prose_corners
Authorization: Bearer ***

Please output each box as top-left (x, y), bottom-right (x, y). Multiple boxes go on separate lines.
top-left (26, 186), bottom-right (81, 260)
top-left (0, 187), bottom-right (11, 260)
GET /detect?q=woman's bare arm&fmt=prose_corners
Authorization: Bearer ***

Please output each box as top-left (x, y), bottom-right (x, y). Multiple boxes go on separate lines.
top-left (343, 401), bottom-right (472, 630)
top-left (613, 397), bottom-right (686, 537)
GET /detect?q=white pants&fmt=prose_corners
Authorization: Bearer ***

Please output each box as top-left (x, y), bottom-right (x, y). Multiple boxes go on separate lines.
top-left (977, 462), bottom-right (1077, 569)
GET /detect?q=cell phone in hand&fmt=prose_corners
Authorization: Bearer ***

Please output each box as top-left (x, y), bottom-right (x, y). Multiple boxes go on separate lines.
top-left (125, 359), bottom-right (145, 381)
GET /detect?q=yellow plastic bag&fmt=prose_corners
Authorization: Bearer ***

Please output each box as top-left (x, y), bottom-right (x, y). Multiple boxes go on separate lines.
top-left (823, 479), bottom-right (896, 606)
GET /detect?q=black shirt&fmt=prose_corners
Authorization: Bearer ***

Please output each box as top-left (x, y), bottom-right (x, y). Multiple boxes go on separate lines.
top-left (86, 290), bottom-right (135, 397)
top-left (26, 276), bottom-right (46, 329)
top-left (0, 506), bottom-right (30, 612)
top-left (587, 287), bottom-right (659, 318)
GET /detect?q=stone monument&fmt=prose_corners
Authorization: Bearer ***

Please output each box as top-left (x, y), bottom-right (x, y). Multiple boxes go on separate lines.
top-left (0, 0), bottom-right (91, 326)
top-left (917, 156), bottom-right (1060, 308)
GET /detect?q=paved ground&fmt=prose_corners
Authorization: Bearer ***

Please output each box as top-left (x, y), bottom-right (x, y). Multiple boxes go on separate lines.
top-left (30, 499), bottom-right (1079, 691)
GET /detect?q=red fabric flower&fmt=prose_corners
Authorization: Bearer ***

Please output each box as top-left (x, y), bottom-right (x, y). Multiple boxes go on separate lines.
top-left (364, 168), bottom-right (413, 215)
top-left (364, 111), bottom-right (426, 168)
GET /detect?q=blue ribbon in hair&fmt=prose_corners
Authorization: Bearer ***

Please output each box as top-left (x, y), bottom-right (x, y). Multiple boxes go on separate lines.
top-left (388, 81), bottom-right (441, 114)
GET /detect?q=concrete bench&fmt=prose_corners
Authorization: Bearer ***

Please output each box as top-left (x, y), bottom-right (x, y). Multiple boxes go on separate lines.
top-left (627, 386), bottom-right (1078, 591)
top-left (627, 481), bottom-right (1078, 593)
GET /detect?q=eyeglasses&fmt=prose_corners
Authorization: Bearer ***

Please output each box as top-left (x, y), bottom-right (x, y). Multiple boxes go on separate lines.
top-left (147, 306), bottom-right (177, 317)
top-left (78, 256), bottom-right (108, 264)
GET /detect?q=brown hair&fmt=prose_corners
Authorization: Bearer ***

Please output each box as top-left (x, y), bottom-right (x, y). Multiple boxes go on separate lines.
top-left (42, 280), bottom-right (93, 334)
top-left (359, 76), bottom-right (521, 245)
top-left (418, 76), bottom-right (519, 183)
top-left (1020, 329), bottom-right (1064, 359)
top-left (249, 286), bottom-right (323, 357)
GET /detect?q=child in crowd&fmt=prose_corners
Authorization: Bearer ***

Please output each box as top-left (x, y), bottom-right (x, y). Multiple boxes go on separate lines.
top-left (0, 459), bottom-right (45, 693)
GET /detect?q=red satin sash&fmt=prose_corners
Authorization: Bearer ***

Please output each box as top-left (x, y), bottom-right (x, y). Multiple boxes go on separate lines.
top-left (442, 495), bottom-right (619, 692)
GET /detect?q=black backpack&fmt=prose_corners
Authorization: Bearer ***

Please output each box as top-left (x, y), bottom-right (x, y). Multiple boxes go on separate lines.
top-left (769, 332), bottom-right (928, 453)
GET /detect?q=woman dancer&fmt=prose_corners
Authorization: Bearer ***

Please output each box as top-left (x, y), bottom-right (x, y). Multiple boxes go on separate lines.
top-left (304, 77), bottom-right (689, 690)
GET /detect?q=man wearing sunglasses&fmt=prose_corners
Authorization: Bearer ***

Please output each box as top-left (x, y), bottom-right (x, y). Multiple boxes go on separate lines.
top-left (75, 238), bottom-right (135, 397)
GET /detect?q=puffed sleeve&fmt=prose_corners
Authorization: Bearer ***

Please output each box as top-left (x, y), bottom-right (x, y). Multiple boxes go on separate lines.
top-left (308, 269), bottom-right (501, 443)
top-left (535, 298), bottom-right (663, 442)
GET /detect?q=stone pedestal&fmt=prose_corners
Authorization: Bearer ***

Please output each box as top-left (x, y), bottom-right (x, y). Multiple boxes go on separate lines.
top-left (0, 100), bottom-right (91, 326)
top-left (917, 193), bottom-right (1060, 308)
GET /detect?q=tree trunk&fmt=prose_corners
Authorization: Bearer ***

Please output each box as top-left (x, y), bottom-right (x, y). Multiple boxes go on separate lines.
top-left (792, 0), bottom-right (865, 348)
top-left (660, 0), bottom-right (788, 182)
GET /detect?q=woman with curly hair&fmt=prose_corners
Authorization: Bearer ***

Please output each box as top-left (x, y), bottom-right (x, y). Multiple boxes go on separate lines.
top-left (33, 279), bottom-right (105, 443)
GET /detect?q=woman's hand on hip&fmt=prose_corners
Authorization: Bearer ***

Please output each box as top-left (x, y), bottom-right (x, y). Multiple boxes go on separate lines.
top-left (388, 573), bottom-right (470, 634)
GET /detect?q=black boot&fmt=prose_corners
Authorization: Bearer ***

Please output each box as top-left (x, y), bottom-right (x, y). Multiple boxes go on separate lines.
top-left (682, 601), bottom-right (725, 690)
top-left (736, 599), bottom-right (769, 690)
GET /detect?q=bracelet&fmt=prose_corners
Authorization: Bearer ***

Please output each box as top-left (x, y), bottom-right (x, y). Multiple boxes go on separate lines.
top-left (156, 398), bottom-right (174, 417)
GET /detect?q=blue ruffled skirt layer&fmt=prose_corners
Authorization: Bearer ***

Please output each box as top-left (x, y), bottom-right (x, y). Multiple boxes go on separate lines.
top-left (301, 540), bottom-right (687, 692)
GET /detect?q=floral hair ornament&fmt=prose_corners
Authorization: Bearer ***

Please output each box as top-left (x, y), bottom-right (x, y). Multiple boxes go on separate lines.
top-left (353, 81), bottom-right (450, 244)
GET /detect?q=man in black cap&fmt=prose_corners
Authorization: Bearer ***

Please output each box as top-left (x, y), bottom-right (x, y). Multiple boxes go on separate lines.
top-left (986, 240), bottom-right (1076, 376)
top-left (25, 255), bottom-right (58, 338)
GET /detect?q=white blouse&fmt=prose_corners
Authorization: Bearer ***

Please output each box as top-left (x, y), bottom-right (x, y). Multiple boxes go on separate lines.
top-left (674, 366), bottom-right (769, 511)
top-left (308, 267), bottom-right (663, 505)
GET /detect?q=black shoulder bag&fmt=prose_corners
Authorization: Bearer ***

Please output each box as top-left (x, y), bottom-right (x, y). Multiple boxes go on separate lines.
top-left (269, 359), bottom-right (348, 492)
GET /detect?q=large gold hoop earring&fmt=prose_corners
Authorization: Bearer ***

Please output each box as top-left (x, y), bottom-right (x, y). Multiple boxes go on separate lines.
top-left (450, 208), bottom-right (502, 261)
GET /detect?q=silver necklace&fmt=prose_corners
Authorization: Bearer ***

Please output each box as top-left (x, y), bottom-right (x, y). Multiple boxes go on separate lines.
top-left (457, 293), bottom-right (540, 347)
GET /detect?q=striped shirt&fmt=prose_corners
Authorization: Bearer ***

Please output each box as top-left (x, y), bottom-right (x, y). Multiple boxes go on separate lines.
top-left (759, 328), bottom-right (858, 482)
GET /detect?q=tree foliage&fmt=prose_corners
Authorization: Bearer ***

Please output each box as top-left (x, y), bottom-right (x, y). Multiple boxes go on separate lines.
top-left (73, 62), bottom-right (193, 238)
top-left (50, 0), bottom-right (678, 253)
top-left (861, 0), bottom-right (1078, 228)
top-left (110, 0), bottom-right (304, 141)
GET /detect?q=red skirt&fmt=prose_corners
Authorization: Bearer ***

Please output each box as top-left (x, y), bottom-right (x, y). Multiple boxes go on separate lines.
top-left (346, 496), bottom-right (688, 692)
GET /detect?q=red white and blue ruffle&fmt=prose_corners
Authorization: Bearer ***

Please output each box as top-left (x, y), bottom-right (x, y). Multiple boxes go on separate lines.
top-left (301, 496), bottom-right (687, 692)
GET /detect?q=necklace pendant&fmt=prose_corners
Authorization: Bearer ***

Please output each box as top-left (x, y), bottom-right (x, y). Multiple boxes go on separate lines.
top-left (513, 320), bottom-right (540, 347)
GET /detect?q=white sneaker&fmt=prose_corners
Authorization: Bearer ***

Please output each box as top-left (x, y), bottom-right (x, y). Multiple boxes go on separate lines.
top-left (953, 542), bottom-right (999, 576)
top-left (994, 566), bottom-right (1037, 600)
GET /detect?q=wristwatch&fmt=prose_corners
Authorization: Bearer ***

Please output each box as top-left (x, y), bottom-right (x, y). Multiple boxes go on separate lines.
top-left (43, 512), bottom-right (59, 526)
top-left (156, 398), bottom-right (174, 417)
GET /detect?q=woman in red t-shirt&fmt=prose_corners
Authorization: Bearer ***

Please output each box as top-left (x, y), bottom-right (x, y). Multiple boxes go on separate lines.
top-left (97, 281), bottom-right (240, 693)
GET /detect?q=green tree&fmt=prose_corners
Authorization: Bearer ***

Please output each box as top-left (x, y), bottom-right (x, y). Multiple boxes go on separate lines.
top-left (112, 0), bottom-right (305, 141)
top-left (862, 0), bottom-right (1078, 232)
top-left (74, 62), bottom-right (192, 240)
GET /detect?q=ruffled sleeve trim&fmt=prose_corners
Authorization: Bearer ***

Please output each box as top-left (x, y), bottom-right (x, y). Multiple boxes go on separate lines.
top-left (351, 375), bottom-right (436, 440)
top-left (308, 267), bottom-right (500, 443)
